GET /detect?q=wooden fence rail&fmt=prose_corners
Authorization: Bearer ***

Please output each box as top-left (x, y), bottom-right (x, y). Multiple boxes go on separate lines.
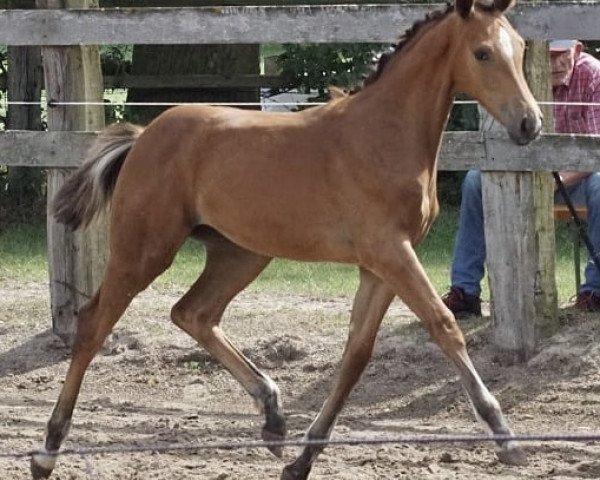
top-left (1, 130), bottom-right (598, 171)
top-left (0, 2), bottom-right (599, 45)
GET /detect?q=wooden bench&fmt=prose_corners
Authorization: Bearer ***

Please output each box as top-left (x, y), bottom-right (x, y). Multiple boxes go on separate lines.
top-left (554, 204), bottom-right (588, 292)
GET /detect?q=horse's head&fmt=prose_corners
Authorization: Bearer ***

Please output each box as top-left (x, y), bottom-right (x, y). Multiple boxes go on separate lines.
top-left (451, 0), bottom-right (542, 145)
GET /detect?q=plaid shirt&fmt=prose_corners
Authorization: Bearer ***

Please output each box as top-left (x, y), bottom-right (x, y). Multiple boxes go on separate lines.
top-left (553, 52), bottom-right (600, 134)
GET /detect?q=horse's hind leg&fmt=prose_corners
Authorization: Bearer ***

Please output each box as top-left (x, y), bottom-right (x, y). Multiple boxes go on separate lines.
top-left (282, 268), bottom-right (395, 480)
top-left (31, 268), bottom-right (160, 478)
top-left (31, 221), bottom-right (189, 479)
top-left (170, 231), bottom-right (286, 456)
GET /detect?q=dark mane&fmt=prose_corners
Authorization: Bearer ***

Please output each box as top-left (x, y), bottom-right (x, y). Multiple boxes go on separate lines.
top-left (357, 4), bottom-right (455, 91)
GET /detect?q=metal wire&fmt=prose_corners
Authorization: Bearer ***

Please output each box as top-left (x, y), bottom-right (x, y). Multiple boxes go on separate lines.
top-left (2, 100), bottom-right (600, 107)
top-left (3, 431), bottom-right (599, 461)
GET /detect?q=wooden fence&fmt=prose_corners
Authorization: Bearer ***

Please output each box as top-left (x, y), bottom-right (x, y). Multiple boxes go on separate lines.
top-left (0, 3), bottom-right (600, 44)
top-left (1, 2), bottom-right (600, 362)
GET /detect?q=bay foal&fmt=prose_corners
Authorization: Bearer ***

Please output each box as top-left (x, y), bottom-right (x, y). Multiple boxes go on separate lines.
top-left (32, 0), bottom-right (542, 478)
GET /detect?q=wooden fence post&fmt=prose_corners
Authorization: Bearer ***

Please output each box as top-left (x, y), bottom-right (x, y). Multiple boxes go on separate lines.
top-left (483, 40), bottom-right (557, 362)
top-left (37, 0), bottom-right (106, 345)
top-left (523, 40), bottom-right (558, 336)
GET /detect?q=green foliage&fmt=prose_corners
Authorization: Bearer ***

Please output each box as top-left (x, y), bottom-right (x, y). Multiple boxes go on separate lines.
top-left (0, 168), bottom-right (46, 225)
top-left (584, 40), bottom-right (600, 60)
top-left (100, 46), bottom-right (132, 123)
top-left (274, 43), bottom-right (383, 101)
top-left (104, 95), bottom-right (126, 124)
top-left (100, 45), bottom-right (133, 76)
top-left (448, 102), bottom-right (479, 131)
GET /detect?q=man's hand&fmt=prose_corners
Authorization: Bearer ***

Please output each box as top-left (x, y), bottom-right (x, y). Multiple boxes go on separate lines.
top-left (555, 171), bottom-right (592, 190)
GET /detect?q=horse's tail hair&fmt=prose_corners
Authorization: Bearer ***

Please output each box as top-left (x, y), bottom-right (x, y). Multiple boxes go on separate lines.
top-left (52, 122), bottom-right (144, 230)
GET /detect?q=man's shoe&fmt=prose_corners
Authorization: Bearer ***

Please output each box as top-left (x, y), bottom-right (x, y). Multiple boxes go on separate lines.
top-left (574, 291), bottom-right (600, 312)
top-left (442, 286), bottom-right (482, 317)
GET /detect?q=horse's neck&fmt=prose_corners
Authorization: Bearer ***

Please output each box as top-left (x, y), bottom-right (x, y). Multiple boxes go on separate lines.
top-left (352, 18), bottom-right (456, 160)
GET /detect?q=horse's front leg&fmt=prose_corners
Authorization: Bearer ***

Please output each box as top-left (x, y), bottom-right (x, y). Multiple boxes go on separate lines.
top-left (366, 238), bottom-right (526, 466)
top-left (282, 267), bottom-right (395, 480)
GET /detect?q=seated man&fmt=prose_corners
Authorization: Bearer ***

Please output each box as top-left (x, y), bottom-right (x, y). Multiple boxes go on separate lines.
top-left (443, 40), bottom-right (600, 316)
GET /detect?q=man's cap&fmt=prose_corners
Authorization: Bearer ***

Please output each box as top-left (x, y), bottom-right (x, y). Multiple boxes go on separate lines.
top-left (549, 40), bottom-right (578, 52)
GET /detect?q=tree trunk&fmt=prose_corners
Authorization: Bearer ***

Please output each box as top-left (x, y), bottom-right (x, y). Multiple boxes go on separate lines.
top-left (5, 0), bottom-right (44, 222)
top-left (98, 1), bottom-right (261, 124)
top-left (126, 44), bottom-right (260, 124)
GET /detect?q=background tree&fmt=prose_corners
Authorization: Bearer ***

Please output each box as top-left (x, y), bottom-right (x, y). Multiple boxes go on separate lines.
top-left (0, 0), bottom-right (44, 226)
top-left (101, 0), bottom-right (260, 125)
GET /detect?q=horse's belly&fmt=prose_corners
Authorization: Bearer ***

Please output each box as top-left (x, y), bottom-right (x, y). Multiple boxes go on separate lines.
top-left (204, 217), bottom-right (358, 264)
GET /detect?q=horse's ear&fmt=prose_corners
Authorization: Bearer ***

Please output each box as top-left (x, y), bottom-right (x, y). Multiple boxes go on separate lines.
top-left (328, 86), bottom-right (348, 100)
top-left (494, 0), bottom-right (516, 12)
top-left (455, 0), bottom-right (474, 19)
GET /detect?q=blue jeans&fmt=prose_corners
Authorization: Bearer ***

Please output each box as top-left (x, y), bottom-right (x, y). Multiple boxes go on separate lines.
top-left (451, 170), bottom-right (600, 297)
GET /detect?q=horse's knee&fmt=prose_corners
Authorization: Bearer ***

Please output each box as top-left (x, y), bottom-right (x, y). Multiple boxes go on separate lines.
top-left (426, 311), bottom-right (466, 354)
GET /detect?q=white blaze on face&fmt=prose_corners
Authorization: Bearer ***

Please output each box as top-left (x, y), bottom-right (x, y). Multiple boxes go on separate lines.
top-left (498, 27), bottom-right (514, 59)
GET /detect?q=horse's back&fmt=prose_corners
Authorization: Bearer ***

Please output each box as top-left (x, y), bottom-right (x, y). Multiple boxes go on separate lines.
top-left (109, 104), bottom-right (359, 261)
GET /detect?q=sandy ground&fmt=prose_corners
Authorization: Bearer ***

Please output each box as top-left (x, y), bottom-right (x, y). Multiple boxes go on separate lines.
top-left (0, 279), bottom-right (599, 479)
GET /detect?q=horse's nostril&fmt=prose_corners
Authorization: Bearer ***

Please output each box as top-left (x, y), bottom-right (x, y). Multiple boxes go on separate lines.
top-left (520, 115), bottom-right (539, 139)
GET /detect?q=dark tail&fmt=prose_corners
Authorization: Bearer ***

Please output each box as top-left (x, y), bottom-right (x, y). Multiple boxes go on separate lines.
top-left (52, 122), bottom-right (144, 230)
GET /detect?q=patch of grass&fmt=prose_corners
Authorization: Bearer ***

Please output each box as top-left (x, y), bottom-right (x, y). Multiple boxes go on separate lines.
top-left (153, 239), bottom-right (206, 289)
top-left (0, 210), bottom-right (587, 305)
top-left (0, 223), bottom-right (47, 282)
top-left (154, 239), bottom-right (359, 297)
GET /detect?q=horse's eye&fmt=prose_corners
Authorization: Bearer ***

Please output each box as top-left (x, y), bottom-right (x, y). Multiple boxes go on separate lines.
top-left (474, 48), bottom-right (491, 62)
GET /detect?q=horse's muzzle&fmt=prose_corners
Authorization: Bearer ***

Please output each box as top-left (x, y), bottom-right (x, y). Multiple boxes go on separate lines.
top-left (510, 111), bottom-right (543, 145)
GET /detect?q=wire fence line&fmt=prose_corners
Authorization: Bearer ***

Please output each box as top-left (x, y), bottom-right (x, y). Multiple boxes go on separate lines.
top-left (2, 431), bottom-right (600, 461)
top-left (3, 100), bottom-right (600, 107)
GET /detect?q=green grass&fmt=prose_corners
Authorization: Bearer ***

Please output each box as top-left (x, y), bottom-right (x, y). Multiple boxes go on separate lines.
top-left (154, 239), bottom-right (360, 297)
top-left (0, 209), bottom-right (584, 305)
top-left (0, 223), bottom-right (48, 282)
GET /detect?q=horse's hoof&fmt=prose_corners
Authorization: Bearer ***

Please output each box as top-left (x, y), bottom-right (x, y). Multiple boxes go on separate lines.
top-left (30, 456), bottom-right (53, 479)
top-left (262, 413), bottom-right (287, 458)
top-left (262, 427), bottom-right (285, 458)
top-left (281, 464), bottom-right (307, 480)
top-left (280, 466), bottom-right (296, 480)
top-left (497, 445), bottom-right (527, 466)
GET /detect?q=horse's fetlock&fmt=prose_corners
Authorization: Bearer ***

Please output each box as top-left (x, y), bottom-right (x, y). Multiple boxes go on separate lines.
top-left (251, 382), bottom-right (277, 413)
top-left (31, 452), bottom-right (57, 479)
top-left (477, 397), bottom-right (503, 427)
top-left (46, 417), bottom-right (71, 450)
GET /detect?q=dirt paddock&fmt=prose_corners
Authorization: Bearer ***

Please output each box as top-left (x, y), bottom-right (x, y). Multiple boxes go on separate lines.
top-left (0, 279), bottom-right (599, 479)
